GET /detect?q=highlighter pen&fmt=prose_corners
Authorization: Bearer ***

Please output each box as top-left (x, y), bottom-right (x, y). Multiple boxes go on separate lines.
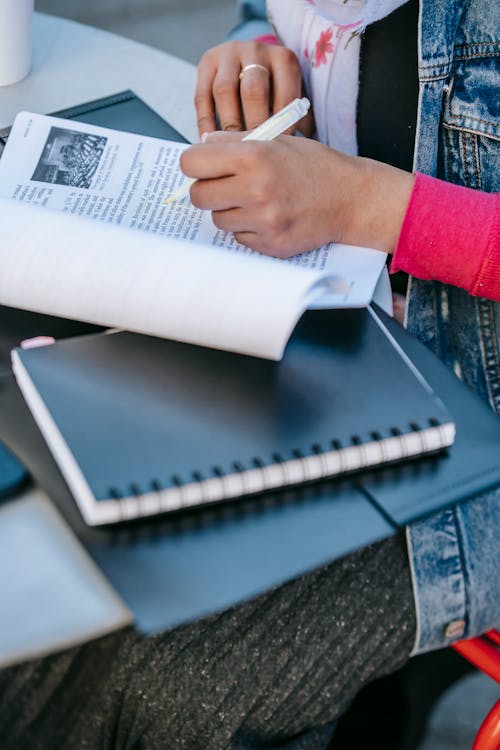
top-left (165, 97), bottom-right (310, 205)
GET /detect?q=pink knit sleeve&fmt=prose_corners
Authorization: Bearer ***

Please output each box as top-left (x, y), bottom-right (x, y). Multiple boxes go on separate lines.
top-left (391, 172), bottom-right (500, 301)
top-left (253, 34), bottom-right (281, 45)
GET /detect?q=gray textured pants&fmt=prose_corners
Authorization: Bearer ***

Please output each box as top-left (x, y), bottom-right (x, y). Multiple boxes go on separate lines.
top-left (0, 533), bottom-right (415, 749)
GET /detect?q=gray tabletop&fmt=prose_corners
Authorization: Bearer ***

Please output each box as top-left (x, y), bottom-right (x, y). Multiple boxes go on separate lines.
top-left (0, 12), bottom-right (199, 143)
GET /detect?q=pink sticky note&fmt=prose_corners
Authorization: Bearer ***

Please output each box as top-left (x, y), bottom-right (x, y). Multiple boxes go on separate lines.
top-left (20, 336), bottom-right (56, 349)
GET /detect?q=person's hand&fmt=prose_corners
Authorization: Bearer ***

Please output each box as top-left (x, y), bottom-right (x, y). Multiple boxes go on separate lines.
top-left (195, 40), bottom-right (314, 137)
top-left (180, 133), bottom-right (415, 257)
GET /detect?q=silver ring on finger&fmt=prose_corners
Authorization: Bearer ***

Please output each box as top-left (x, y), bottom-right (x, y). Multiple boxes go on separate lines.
top-left (239, 63), bottom-right (270, 81)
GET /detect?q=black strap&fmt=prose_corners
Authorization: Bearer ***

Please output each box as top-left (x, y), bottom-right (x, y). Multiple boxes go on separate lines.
top-left (357, 0), bottom-right (419, 171)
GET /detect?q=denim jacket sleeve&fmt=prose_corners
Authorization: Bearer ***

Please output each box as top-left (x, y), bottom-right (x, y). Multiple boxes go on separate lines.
top-left (407, 487), bottom-right (500, 654)
top-left (228, 0), bottom-right (273, 41)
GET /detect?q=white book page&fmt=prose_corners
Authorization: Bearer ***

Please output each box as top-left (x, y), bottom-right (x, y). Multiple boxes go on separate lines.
top-left (0, 113), bottom-right (386, 298)
top-left (0, 112), bottom-right (387, 357)
top-left (0, 197), bottom-right (331, 359)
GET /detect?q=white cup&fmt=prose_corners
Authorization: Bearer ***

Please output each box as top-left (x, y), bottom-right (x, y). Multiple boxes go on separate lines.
top-left (0, 0), bottom-right (34, 87)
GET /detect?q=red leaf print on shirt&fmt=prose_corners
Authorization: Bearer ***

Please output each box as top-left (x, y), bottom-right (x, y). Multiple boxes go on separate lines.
top-left (314, 28), bottom-right (334, 67)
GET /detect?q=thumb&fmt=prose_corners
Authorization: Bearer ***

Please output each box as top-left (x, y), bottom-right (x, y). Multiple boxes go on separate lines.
top-left (201, 130), bottom-right (248, 144)
top-left (296, 109), bottom-right (315, 138)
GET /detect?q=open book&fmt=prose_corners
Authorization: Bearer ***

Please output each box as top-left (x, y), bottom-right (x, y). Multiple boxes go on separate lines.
top-left (0, 111), bottom-right (387, 360)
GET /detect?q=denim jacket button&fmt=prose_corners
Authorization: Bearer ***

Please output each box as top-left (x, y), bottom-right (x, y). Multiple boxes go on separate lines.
top-left (444, 619), bottom-right (466, 639)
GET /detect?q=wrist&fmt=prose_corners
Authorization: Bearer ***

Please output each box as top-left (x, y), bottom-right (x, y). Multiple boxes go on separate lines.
top-left (354, 158), bottom-right (415, 253)
top-left (334, 156), bottom-right (414, 253)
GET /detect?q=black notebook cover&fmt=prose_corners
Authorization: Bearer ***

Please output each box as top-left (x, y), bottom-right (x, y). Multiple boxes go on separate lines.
top-left (12, 308), bottom-right (454, 526)
top-left (50, 89), bottom-right (189, 144)
top-left (0, 89), bottom-right (188, 153)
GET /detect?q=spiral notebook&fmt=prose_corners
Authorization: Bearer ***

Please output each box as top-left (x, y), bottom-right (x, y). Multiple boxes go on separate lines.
top-left (11, 307), bottom-right (455, 526)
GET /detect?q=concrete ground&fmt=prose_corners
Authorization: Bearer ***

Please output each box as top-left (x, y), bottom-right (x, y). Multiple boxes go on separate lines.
top-left (35, 2), bottom-right (499, 748)
top-left (418, 672), bottom-right (498, 750)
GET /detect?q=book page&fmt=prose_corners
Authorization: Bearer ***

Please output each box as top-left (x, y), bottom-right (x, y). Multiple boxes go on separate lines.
top-left (0, 194), bottom-right (332, 359)
top-left (0, 112), bottom-right (386, 307)
top-left (0, 113), bottom-right (388, 358)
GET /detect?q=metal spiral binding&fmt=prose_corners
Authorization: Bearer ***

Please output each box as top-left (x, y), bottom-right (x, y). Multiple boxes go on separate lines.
top-left (103, 416), bottom-right (450, 521)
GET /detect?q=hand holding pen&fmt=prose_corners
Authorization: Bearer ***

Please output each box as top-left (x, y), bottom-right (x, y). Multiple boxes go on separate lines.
top-left (165, 98), bottom-right (310, 204)
top-left (175, 95), bottom-right (413, 259)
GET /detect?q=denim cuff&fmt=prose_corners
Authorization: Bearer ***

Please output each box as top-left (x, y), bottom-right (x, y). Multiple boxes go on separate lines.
top-left (407, 487), bottom-right (500, 655)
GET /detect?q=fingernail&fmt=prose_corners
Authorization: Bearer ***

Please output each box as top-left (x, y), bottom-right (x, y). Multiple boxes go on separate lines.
top-left (201, 132), bottom-right (209, 143)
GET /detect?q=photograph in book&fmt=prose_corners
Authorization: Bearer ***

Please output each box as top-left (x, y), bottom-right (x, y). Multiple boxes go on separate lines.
top-left (32, 128), bottom-right (107, 189)
top-left (0, 111), bottom-right (388, 360)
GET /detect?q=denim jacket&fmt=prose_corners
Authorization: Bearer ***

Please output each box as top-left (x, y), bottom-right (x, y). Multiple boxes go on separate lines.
top-left (230, 0), bottom-right (500, 652)
top-left (406, 0), bottom-right (500, 653)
